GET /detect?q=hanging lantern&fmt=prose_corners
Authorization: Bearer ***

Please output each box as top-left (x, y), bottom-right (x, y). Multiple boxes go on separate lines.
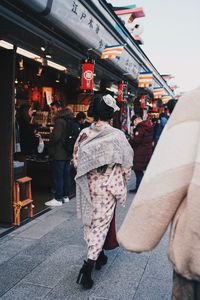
top-left (140, 95), bottom-right (146, 109)
top-left (80, 59), bottom-right (94, 93)
top-left (153, 88), bottom-right (164, 99)
top-left (118, 81), bottom-right (128, 102)
top-left (138, 72), bottom-right (153, 88)
top-left (152, 100), bottom-right (157, 112)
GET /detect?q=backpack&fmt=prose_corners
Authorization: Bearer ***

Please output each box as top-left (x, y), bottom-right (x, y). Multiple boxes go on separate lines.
top-left (63, 119), bottom-right (80, 156)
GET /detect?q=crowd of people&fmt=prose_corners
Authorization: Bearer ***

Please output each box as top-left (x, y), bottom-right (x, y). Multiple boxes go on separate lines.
top-left (14, 86), bottom-right (200, 299)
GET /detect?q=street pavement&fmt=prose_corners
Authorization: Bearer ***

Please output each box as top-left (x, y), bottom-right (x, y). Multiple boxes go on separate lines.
top-left (0, 173), bottom-right (172, 300)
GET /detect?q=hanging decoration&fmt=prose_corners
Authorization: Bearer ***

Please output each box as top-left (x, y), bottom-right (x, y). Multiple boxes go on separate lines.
top-left (140, 94), bottom-right (146, 109)
top-left (153, 88), bottom-right (164, 99)
top-left (80, 59), bottom-right (95, 93)
top-left (101, 44), bottom-right (125, 59)
top-left (118, 81), bottom-right (128, 102)
top-left (152, 99), bottom-right (157, 112)
top-left (138, 71), bottom-right (153, 88)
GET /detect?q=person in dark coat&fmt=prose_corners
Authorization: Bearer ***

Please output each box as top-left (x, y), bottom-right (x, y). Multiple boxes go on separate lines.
top-left (45, 108), bottom-right (73, 207)
top-left (129, 115), bottom-right (154, 193)
top-left (17, 104), bottom-right (39, 155)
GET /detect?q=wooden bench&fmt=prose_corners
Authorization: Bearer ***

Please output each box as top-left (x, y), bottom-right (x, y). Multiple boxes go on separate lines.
top-left (13, 176), bottom-right (33, 226)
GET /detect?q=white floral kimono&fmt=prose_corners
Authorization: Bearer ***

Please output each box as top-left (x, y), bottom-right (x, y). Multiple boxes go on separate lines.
top-left (73, 125), bottom-right (131, 260)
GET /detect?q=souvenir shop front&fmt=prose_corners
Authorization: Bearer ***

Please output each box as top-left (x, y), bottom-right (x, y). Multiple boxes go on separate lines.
top-left (0, 0), bottom-right (173, 231)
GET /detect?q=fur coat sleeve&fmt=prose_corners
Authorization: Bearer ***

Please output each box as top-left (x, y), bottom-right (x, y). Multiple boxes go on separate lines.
top-left (117, 87), bottom-right (200, 281)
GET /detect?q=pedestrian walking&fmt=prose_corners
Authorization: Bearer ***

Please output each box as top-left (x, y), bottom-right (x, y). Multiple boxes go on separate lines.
top-left (73, 94), bottom-right (133, 289)
top-left (118, 86), bottom-right (200, 299)
top-left (129, 115), bottom-right (154, 193)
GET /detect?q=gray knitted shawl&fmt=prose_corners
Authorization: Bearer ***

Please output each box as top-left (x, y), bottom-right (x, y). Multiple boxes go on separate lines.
top-left (75, 123), bottom-right (133, 225)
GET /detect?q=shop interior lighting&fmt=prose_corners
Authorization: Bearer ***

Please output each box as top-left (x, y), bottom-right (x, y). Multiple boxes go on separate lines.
top-left (17, 47), bottom-right (40, 60)
top-left (45, 51), bottom-right (52, 59)
top-left (41, 57), bottom-right (47, 67)
top-left (40, 44), bottom-right (52, 58)
top-left (15, 78), bottom-right (18, 84)
top-left (0, 40), bottom-right (13, 49)
top-left (34, 57), bottom-right (43, 63)
top-left (47, 60), bottom-right (67, 71)
top-left (0, 40), bottom-right (67, 72)
top-left (55, 74), bottom-right (60, 83)
top-left (41, 46), bottom-right (46, 52)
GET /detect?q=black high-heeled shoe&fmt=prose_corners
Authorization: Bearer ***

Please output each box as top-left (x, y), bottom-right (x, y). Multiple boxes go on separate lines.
top-left (95, 251), bottom-right (108, 270)
top-left (76, 260), bottom-right (94, 289)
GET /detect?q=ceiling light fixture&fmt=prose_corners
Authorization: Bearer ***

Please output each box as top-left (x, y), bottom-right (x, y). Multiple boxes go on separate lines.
top-left (17, 47), bottom-right (40, 60)
top-left (45, 50), bottom-right (52, 59)
top-left (0, 41), bottom-right (66, 72)
top-left (0, 40), bottom-right (13, 49)
top-left (47, 60), bottom-right (67, 71)
top-left (40, 43), bottom-right (52, 59)
top-left (55, 74), bottom-right (60, 83)
top-left (41, 57), bottom-right (47, 67)
top-left (41, 46), bottom-right (46, 52)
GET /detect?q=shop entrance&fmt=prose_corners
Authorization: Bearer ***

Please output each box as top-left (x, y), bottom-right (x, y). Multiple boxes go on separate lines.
top-left (14, 51), bottom-right (82, 220)
top-left (0, 45), bottom-right (82, 231)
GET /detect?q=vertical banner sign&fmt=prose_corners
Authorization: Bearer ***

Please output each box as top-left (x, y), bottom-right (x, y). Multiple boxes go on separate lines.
top-left (118, 82), bottom-right (124, 102)
top-left (118, 82), bottom-right (128, 102)
top-left (80, 60), bottom-right (94, 92)
top-left (152, 100), bottom-right (157, 112)
top-left (140, 95), bottom-right (146, 109)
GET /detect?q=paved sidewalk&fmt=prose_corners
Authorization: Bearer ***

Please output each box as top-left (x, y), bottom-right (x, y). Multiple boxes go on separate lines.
top-left (0, 174), bottom-right (172, 300)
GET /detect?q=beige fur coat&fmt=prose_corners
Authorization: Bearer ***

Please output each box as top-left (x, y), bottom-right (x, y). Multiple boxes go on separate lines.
top-left (118, 86), bottom-right (200, 281)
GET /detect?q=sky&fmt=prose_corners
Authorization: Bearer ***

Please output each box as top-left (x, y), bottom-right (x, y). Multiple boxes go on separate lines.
top-left (109, 0), bottom-right (200, 94)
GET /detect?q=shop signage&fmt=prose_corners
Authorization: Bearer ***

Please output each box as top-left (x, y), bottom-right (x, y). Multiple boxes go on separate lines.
top-left (140, 95), bottom-right (146, 109)
top-left (118, 82), bottom-right (128, 102)
top-left (80, 61), bottom-right (94, 92)
top-left (152, 100), bottom-right (157, 112)
top-left (18, 0), bottom-right (141, 79)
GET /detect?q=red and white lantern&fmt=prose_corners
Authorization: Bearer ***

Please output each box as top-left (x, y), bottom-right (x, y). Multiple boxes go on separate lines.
top-left (80, 60), bottom-right (94, 92)
top-left (152, 100), bottom-right (157, 112)
top-left (118, 81), bottom-right (128, 102)
top-left (140, 95), bottom-right (146, 109)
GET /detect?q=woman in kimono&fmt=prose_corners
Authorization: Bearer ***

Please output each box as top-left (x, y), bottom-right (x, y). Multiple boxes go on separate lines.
top-left (73, 94), bottom-right (133, 289)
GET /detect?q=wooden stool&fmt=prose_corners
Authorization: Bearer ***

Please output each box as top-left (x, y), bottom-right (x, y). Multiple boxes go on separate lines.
top-left (13, 176), bottom-right (33, 226)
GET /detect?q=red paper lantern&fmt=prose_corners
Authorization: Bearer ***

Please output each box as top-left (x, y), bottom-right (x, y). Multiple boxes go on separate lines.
top-left (80, 60), bottom-right (94, 92)
top-left (152, 100), bottom-right (157, 112)
top-left (140, 95), bottom-right (146, 109)
top-left (118, 81), bottom-right (128, 102)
